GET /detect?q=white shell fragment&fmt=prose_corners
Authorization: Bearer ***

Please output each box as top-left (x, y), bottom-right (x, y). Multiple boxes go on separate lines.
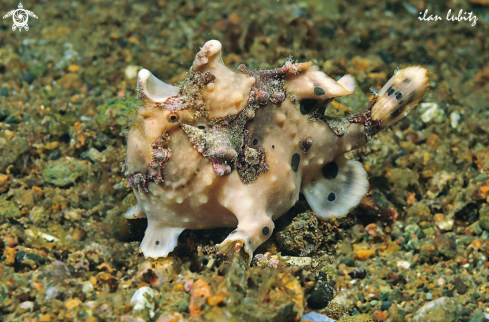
top-left (301, 311), bottom-right (336, 322)
top-left (436, 218), bottom-right (454, 231)
top-left (24, 228), bottom-right (59, 242)
top-left (282, 256), bottom-right (313, 267)
top-left (125, 65), bottom-right (139, 79)
top-left (450, 111), bottom-right (461, 128)
top-left (19, 301), bottom-right (34, 312)
top-left (419, 102), bottom-right (445, 123)
top-left (130, 286), bottom-right (157, 318)
top-left (397, 260), bottom-right (411, 270)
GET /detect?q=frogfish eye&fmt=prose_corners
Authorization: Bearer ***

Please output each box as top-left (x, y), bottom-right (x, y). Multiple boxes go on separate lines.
top-left (168, 113), bottom-right (180, 123)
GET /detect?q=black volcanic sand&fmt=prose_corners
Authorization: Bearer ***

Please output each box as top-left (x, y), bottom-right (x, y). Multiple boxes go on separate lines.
top-left (1, 0), bottom-right (488, 321)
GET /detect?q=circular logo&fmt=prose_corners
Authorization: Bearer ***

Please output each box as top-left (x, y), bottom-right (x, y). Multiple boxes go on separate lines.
top-left (13, 9), bottom-right (28, 28)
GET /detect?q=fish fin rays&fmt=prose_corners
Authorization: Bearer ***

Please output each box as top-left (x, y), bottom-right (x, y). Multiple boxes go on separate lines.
top-left (137, 69), bottom-right (180, 103)
top-left (302, 155), bottom-right (369, 219)
top-left (140, 224), bottom-right (184, 259)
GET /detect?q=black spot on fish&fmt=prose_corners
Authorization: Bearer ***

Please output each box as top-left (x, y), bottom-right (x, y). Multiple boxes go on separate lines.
top-left (155, 240), bottom-right (160, 245)
top-left (322, 161), bottom-right (338, 179)
top-left (253, 138), bottom-right (258, 145)
top-left (300, 99), bottom-right (317, 115)
top-left (314, 87), bottom-right (326, 96)
top-left (395, 91), bottom-right (403, 100)
top-left (291, 153), bottom-right (301, 172)
top-left (262, 226), bottom-right (270, 235)
top-left (390, 107), bottom-right (403, 119)
top-left (403, 78), bottom-right (411, 83)
top-left (387, 87), bottom-right (395, 96)
top-left (272, 145), bottom-right (275, 149)
top-left (328, 192), bottom-right (336, 201)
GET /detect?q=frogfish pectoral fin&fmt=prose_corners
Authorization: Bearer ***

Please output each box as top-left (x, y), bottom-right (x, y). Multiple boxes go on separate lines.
top-left (302, 155), bottom-right (369, 219)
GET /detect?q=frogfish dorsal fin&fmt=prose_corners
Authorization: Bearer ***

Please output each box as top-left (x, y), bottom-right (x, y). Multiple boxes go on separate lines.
top-left (137, 69), bottom-right (180, 103)
top-left (285, 64), bottom-right (356, 101)
top-left (190, 40), bottom-right (255, 119)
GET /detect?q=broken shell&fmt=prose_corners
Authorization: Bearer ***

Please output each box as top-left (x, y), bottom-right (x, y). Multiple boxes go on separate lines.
top-left (130, 286), bottom-right (157, 318)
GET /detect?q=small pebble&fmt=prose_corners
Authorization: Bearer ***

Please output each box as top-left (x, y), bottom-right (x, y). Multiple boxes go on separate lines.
top-left (72, 229), bottom-right (86, 241)
top-left (0, 174), bottom-right (9, 193)
top-left (301, 312), bottom-right (335, 322)
top-left (84, 147), bottom-right (103, 162)
top-left (349, 267), bottom-right (367, 279)
top-left (449, 112), bottom-right (460, 128)
top-left (5, 114), bottom-right (21, 124)
top-left (419, 102), bottom-right (445, 123)
top-left (397, 260), bottom-right (410, 270)
top-left (19, 301), bottom-right (34, 311)
top-left (381, 301), bottom-right (391, 311)
top-left (467, 221), bottom-right (483, 235)
top-left (340, 256), bottom-right (355, 267)
top-left (23, 72), bottom-right (35, 84)
top-left (420, 243), bottom-right (435, 255)
top-left (436, 218), bottom-right (454, 231)
top-left (0, 108), bottom-right (9, 121)
top-left (405, 224), bottom-right (420, 235)
top-left (307, 272), bottom-right (335, 310)
top-left (453, 277), bottom-right (468, 295)
top-left (82, 281), bottom-right (94, 294)
top-left (94, 133), bottom-right (112, 150)
top-left (65, 298), bottom-right (82, 310)
top-left (125, 65), bottom-right (139, 79)
top-left (282, 256), bottom-right (312, 267)
top-left (130, 286), bottom-right (156, 318)
top-left (479, 204), bottom-right (489, 231)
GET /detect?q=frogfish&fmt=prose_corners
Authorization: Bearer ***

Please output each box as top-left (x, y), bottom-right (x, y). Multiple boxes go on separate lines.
top-left (123, 40), bottom-right (430, 261)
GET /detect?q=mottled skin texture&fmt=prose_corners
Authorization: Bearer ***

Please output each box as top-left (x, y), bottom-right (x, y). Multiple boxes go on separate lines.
top-left (124, 40), bottom-right (430, 261)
